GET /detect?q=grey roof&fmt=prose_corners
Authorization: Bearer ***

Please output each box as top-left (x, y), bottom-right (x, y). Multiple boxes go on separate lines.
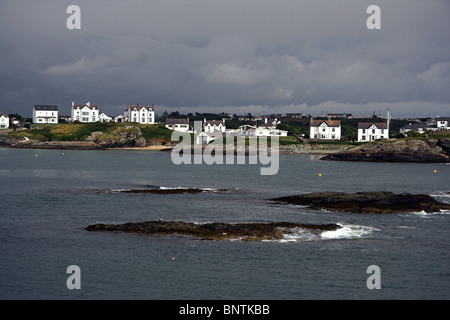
top-left (34, 105), bottom-right (58, 111)
top-left (165, 118), bottom-right (189, 125)
top-left (400, 123), bottom-right (429, 130)
top-left (358, 122), bottom-right (387, 129)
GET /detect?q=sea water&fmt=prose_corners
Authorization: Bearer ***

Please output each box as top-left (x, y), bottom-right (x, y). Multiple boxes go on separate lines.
top-left (0, 148), bottom-right (449, 299)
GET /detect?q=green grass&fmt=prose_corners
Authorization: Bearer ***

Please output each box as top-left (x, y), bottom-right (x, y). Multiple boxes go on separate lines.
top-left (8, 122), bottom-right (173, 143)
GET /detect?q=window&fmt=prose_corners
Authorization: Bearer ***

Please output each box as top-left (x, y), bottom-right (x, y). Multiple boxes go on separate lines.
top-left (322, 128), bottom-right (326, 132)
top-left (362, 129), bottom-right (366, 133)
top-left (362, 135), bottom-right (366, 140)
top-left (372, 129), bottom-right (376, 134)
top-left (332, 128), bottom-right (335, 132)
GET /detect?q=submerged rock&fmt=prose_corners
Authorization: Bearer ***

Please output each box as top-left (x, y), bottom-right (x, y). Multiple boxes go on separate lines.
top-left (98, 187), bottom-right (230, 194)
top-left (86, 220), bottom-right (341, 241)
top-left (271, 191), bottom-right (450, 214)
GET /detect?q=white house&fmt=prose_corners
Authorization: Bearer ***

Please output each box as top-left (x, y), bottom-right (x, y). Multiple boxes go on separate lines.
top-left (357, 122), bottom-right (388, 141)
top-left (33, 105), bottom-right (59, 124)
top-left (165, 118), bottom-right (190, 132)
top-left (0, 112), bottom-right (9, 129)
top-left (256, 127), bottom-right (288, 137)
top-left (71, 102), bottom-right (99, 123)
top-left (124, 104), bottom-right (155, 124)
top-left (98, 112), bottom-right (113, 123)
top-left (309, 118), bottom-right (341, 140)
top-left (436, 117), bottom-right (450, 130)
top-left (237, 124), bottom-right (287, 137)
top-left (204, 119), bottom-right (226, 133)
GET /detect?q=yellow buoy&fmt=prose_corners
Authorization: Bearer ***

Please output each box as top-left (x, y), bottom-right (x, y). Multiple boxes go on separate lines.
top-left (433, 170), bottom-right (437, 173)
top-left (318, 173), bottom-right (322, 177)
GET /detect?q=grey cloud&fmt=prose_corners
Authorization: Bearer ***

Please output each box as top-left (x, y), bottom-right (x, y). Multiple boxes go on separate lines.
top-left (0, 0), bottom-right (449, 117)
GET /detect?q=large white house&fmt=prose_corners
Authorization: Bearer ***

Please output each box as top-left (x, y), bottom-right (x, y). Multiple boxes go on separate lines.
top-left (33, 105), bottom-right (59, 124)
top-left (71, 102), bottom-right (99, 123)
top-left (436, 117), bottom-right (450, 130)
top-left (309, 118), bottom-right (341, 140)
top-left (124, 104), bottom-right (155, 124)
top-left (357, 122), bottom-right (388, 141)
top-left (0, 112), bottom-right (9, 129)
top-left (204, 119), bottom-right (226, 133)
top-left (165, 118), bottom-right (190, 132)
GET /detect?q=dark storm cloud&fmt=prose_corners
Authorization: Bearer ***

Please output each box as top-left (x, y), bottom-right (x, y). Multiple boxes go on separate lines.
top-left (0, 0), bottom-right (449, 117)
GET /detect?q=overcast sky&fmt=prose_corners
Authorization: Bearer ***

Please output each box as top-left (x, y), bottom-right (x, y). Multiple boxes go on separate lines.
top-left (0, 0), bottom-right (449, 118)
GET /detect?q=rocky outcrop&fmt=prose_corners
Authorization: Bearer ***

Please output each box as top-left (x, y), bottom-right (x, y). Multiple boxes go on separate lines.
top-left (272, 191), bottom-right (450, 214)
top-left (321, 139), bottom-right (450, 163)
top-left (98, 187), bottom-right (231, 194)
top-left (0, 125), bottom-right (148, 150)
top-left (0, 136), bottom-right (103, 150)
top-left (89, 126), bottom-right (147, 148)
top-left (85, 220), bottom-right (341, 241)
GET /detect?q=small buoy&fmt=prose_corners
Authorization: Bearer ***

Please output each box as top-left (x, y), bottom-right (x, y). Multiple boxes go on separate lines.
top-left (318, 173), bottom-right (322, 177)
top-left (433, 170), bottom-right (437, 173)
top-left (35, 154), bottom-right (38, 157)
top-left (172, 257), bottom-right (175, 261)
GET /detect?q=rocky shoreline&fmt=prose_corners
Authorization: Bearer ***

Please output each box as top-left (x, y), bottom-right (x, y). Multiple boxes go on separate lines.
top-left (85, 220), bottom-right (341, 241)
top-left (321, 138), bottom-right (450, 163)
top-left (272, 191), bottom-right (450, 214)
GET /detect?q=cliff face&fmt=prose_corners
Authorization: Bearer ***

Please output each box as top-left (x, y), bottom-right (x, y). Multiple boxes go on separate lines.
top-left (321, 138), bottom-right (450, 163)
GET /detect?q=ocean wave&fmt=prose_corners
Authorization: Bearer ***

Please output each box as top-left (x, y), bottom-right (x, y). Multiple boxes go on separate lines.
top-left (320, 223), bottom-right (379, 240)
top-left (262, 223), bottom-right (379, 242)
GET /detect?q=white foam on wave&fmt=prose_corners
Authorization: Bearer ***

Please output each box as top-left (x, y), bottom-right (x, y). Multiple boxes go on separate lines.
top-left (320, 223), bottom-right (379, 240)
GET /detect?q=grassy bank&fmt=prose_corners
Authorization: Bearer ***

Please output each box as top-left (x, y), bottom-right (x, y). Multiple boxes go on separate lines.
top-left (8, 123), bottom-right (173, 143)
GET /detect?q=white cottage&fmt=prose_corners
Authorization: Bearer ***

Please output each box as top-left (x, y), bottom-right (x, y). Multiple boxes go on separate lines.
top-left (124, 104), bottom-right (155, 124)
top-left (310, 118), bottom-right (341, 140)
top-left (165, 118), bottom-right (190, 132)
top-left (0, 112), bottom-right (9, 129)
top-left (33, 105), bottom-right (59, 124)
top-left (98, 112), bottom-right (113, 123)
top-left (357, 122), bottom-right (388, 141)
top-left (71, 102), bottom-right (99, 123)
top-left (204, 119), bottom-right (226, 133)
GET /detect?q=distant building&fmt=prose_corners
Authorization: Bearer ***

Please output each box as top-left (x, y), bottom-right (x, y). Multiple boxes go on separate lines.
top-left (285, 113), bottom-right (308, 118)
top-left (204, 119), bottom-right (226, 133)
top-left (258, 118), bottom-right (280, 129)
top-left (357, 122), bottom-right (387, 141)
top-left (124, 104), bottom-right (155, 124)
top-left (237, 124), bottom-right (287, 137)
top-left (33, 105), bottom-right (58, 124)
top-left (436, 117), bottom-right (450, 130)
top-left (310, 118), bottom-right (341, 140)
top-left (71, 102), bottom-right (99, 123)
top-left (99, 112), bottom-right (113, 123)
top-left (327, 113), bottom-right (352, 119)
top-left (165, 118), bottom-right (190, 132)
top-left (399, 123), bottom-right (432, 135)
top-left (0, 111), bottom-right (9, 129)
top-left (114, 115), bottom-right (126, 123)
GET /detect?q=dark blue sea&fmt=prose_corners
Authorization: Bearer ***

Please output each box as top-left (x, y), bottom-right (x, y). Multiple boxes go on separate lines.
top-left (0, 148), bottom-right (449, 300)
